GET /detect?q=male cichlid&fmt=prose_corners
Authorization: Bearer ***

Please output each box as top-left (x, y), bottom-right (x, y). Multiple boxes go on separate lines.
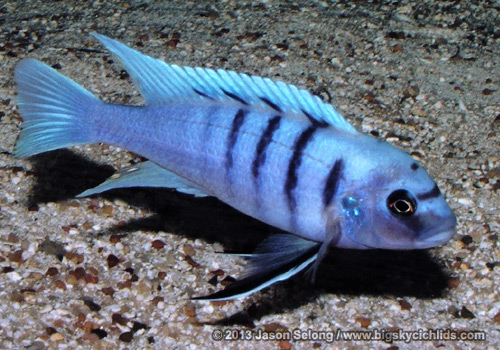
top-left (14, 34), bottom-right (456, 300)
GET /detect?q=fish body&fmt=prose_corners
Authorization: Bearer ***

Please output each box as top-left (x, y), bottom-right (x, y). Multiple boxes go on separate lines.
top-left (14, 34), bottom-right (457, 300)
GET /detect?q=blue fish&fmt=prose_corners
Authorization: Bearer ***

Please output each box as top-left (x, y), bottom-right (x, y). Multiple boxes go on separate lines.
top-left (14, 34), bottom-right (456, 300)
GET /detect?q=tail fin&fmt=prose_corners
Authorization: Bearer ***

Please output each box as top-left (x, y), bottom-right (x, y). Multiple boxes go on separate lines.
top-left (14, 58), bottom-right (101, 158)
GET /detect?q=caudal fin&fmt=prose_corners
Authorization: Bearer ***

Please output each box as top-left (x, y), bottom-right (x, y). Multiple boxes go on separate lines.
top-left (14, 58), bottom-right (101, 158)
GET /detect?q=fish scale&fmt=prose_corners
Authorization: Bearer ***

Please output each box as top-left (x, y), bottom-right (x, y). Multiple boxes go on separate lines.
top-left (13, 33), bottom-right (457, 300)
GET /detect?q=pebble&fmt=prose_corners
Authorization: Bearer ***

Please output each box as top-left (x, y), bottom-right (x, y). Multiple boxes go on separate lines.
top-left (107, 254), bottom-right (119, 268)
top-left (50, 333), bottom-right (64, 341)
top-left (457, 197), bottom-right (474, 206)
top-left (40, 305), bottom-right (54, 313)
top-left (8, 271), bottom-right (22, 282)
top-left (398, 299), bottom-right (412, 311)
top-left (355, 317), bottom-right (372, 328)
top-left (119, 331), bottom-right (134, 343)
top-left (152, 240), bottom-right (166, 249)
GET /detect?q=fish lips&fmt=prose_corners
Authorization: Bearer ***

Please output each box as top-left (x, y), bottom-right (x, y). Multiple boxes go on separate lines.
top-left (385, 221), bottom-right (457, 250)
top-left (413, 224), bottom-right (457, 249)
top-left (345, 218), bottom-right (457, 250)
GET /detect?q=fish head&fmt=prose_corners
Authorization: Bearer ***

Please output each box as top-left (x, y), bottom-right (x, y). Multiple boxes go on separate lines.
top-left (337, 152), bottom-right (456, 250)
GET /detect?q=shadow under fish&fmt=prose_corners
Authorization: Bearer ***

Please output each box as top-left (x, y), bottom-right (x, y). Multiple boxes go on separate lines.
top-left (26, 150), bottom-right (451, 305)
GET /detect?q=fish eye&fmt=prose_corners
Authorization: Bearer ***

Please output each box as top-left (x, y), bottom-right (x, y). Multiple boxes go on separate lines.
top-left (387, 189), bottom-right (417, 216)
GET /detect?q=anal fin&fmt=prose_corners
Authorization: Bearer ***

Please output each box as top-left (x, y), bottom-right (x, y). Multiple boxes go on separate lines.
top-left (192, 234), bottom-right (320, 301)
top-left (77, 161), bottom-right (210, 198)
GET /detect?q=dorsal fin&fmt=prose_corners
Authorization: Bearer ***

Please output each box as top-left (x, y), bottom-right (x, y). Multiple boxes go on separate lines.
top-left (91, 33), bottom-right (356, 133)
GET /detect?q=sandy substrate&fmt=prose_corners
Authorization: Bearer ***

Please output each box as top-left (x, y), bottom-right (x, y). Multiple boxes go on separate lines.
top-left (0, 1), bottom-right (499, 349)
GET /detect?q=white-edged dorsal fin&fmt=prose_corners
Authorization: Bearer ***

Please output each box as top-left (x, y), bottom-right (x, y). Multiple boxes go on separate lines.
top-left (91, 33), bottom-right (356, 133)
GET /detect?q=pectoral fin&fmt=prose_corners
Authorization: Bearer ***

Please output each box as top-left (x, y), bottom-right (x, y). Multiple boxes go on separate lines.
top-left (192, 234), bottom-right (320, 301)
top-left (305, 218), bottom-right (340, 283)
top-left (77, 161), bottom-right (210, 198)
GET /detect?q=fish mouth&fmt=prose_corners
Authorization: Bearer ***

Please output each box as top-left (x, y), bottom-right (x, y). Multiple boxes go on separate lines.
top-left (358, 225), bottom-right (457, 250)
top-left (413, 217), bottom-right (457, 249)
top-left (343, 214), bottom-right (457, 250)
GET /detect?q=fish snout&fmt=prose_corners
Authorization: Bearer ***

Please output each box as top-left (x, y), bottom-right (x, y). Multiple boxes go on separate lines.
top-left (414, 214), bottom-right (457, 248)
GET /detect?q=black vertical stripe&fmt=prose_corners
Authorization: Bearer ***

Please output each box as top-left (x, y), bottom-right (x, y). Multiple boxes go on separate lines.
top-left (323, 159), bottom-right (344, 207)
top-left (252, 116), bottom-right (282, 179)
top-left (226, 109), bottom-right (247, 169)
top-left (260, 97), bottom-right (282, 112)
top-left (285, 126), bottom-right (318, 211)
top-left (222, 89), bottom-right (249, 105)
top-left (193, 88), bottom-right (214, 100)
top-left (301, 109), bottom-right (329, 128)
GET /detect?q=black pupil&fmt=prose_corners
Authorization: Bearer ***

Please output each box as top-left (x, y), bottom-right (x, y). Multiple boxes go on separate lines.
top-left (394, 199), bottom-right (410, 212)
top-left (387, 189), bottom-right (416, 216)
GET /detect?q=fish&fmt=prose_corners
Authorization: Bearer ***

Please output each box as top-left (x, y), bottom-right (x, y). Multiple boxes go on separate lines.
top-left (13, 33), bottom-right (457, 301)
